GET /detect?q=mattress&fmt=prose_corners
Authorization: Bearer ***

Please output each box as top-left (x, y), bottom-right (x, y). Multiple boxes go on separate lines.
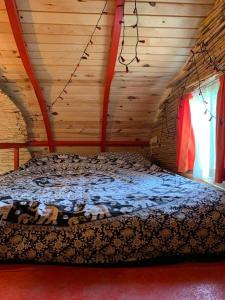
top-left (0, 152), bottom-right (225, 264)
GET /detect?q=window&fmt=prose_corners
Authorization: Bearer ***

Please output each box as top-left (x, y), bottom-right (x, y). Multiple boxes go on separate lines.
top-left (190, 79), bottom-right (219, 180)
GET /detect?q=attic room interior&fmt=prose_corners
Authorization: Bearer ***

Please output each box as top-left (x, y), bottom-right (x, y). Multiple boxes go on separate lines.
top-left (0, 0), bottom-right (225, 299)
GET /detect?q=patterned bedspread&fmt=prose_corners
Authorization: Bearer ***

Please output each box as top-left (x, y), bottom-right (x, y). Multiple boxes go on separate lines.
top-left (0, 152), bottom-right (225, 264)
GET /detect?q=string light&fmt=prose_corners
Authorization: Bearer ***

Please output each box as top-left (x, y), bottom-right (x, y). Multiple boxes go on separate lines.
top-left (192, 50), bottom-right (216, 123)
top-left (199, 42), bottom-right (225, 74)
top-left (179, 43), bottom-right (224, 124)
top-left (118, 0), bottom-right (144, 72)
top-left (159, 42), bottom-right (224, 148)
top-left (50, 0), bottom-right (108, 109)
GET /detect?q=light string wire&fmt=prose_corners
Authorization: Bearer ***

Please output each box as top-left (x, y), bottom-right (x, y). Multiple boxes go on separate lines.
top-left (159, 42), bottom-right (224, 146)
top-left (199, 41), bottom-right (225, 75)
top-left (191, 49), bottom-right (215, 122)
top-left (177, 41), bottom-right (224, 123)
top-left (50, 0), bottom-right (109, 109)
top-left (118, 0), bottom-right (144, 72)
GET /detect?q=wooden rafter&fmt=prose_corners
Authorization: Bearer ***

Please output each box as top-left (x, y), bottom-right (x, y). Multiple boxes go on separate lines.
top-left (101, 0), bottom-right (125, 152)
top-left (4, 0), bottom-right (54, 152)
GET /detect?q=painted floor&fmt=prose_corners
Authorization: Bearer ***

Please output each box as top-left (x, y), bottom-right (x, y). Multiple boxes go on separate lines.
top-left (0, 261), bottom-right (225, 300)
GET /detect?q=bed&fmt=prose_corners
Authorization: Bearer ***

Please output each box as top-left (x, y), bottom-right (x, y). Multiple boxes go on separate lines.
top-left (0, 152), bottom-right (225, 264)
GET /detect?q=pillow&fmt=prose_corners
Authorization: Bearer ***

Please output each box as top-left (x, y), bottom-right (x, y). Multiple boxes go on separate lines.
top-left (97, 152), bottom-right (149, 164)
top-left (18, 152), bottom-right (151, 174)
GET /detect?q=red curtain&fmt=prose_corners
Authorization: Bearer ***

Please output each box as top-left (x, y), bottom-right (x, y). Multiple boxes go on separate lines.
top-left (176, 94), bottom-right (195, 173)
top-left (215, 75), bottom-right (225, 183)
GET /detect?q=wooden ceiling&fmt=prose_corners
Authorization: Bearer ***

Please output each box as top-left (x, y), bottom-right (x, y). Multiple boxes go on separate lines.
top-left (0, 0), bottom-right (214, 146)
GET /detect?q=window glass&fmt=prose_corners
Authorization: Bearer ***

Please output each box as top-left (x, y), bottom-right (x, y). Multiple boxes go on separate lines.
top-left (190, 79), bottom-right (219, 180)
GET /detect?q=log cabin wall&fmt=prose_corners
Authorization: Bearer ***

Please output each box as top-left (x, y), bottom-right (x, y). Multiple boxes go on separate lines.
top-left (0, 90), bottom-right (31, 173)
top-left (150, 0), bottom-right (225, 172)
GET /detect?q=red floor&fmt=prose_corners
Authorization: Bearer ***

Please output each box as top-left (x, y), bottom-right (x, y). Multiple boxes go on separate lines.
top-left (0, 261), bottom-right (225, 300)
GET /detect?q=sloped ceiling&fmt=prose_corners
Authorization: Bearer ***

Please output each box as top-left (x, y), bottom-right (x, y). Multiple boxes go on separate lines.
top-left (0, 0), bottom-right (214, 144)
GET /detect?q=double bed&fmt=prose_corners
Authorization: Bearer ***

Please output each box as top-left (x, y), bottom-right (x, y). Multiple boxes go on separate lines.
top-left (0, 152), bottom-right (225, 264)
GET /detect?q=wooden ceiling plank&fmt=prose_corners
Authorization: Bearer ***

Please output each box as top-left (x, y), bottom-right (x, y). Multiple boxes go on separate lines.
top-left (18, 11), bottom-right (113, 26)
top-left (3, 64), bottom-right (179, 73)
top-left (129, 3), bottom-right (212, 17)
top-left (0, 0), bottom-right (215, 10)
top-left (15, 11), bottom-right (204, 29)
top-left (0, 49), bottom-right (189, 60)
top-left (19, 24), bottom-right (112, 36)
top-left (0, 33), bottom-right (196, 47)
top-left (17, 0), bottom-right (115, 14)
top-left (5, 43), bottom-right (189, 55)
top-left (15, 23), bottom-right (198, 38)
top-left (14, 1), bottom-right (212, 17)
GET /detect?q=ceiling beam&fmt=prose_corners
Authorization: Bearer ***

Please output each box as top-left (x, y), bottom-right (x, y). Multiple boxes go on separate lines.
top-left (4, 0), bottom-right (54, 152)
top-left (101, 0), bottom-right (124, 152)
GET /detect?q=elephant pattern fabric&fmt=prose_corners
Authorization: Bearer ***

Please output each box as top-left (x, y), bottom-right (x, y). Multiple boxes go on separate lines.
top-left (0, 153), bottom-right (225, 264)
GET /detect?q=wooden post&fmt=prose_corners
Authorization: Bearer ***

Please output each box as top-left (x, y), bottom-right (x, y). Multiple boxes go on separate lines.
top-left (14, 148), bottom-right (19, 170)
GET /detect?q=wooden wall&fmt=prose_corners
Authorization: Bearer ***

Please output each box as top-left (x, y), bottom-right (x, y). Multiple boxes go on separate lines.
top-left (0, 90), bottom-right (31, 174)
top-left (149, 0), bottom-right (225, 171)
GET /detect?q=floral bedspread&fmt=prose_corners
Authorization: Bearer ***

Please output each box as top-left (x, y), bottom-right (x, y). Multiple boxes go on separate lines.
top-left (0, 153), bottom-right (225, 264)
